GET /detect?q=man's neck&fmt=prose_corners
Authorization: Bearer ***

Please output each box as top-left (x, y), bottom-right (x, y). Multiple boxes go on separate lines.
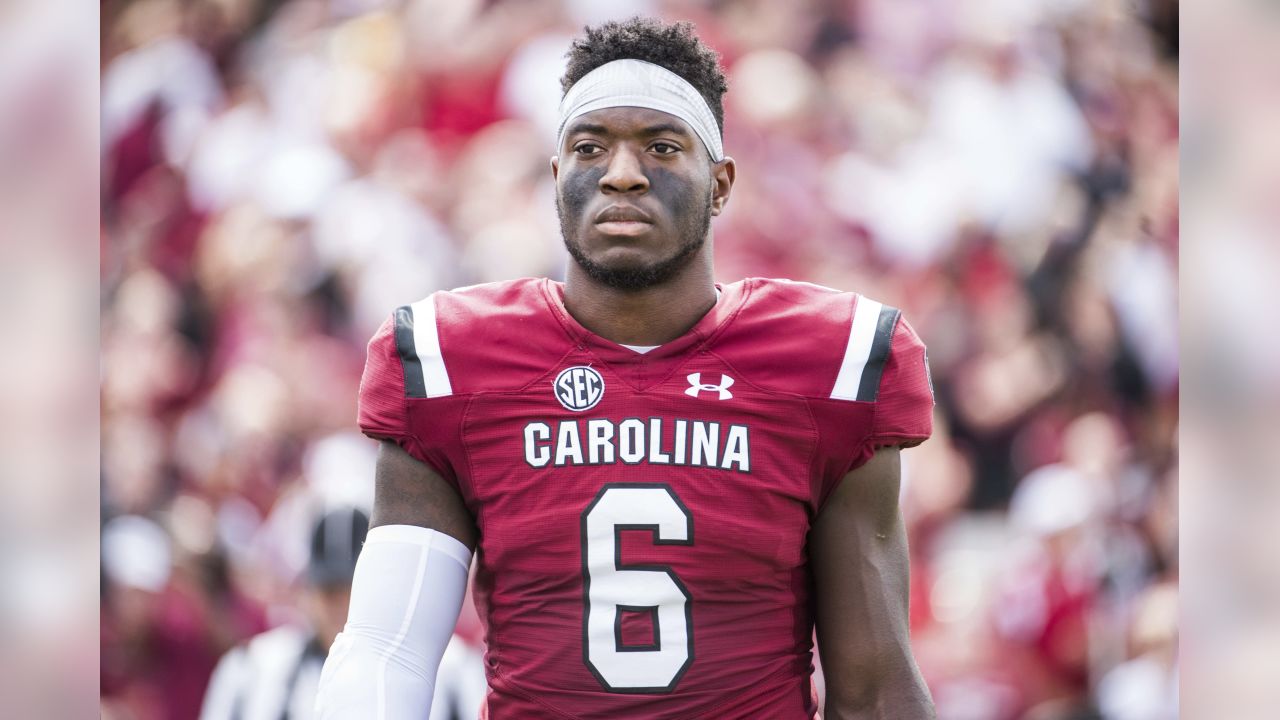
top-left (562, 256), bottom-right (718, 347)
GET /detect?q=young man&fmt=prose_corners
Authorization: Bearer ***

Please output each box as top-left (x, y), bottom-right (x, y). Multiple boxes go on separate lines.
top-left (316, 17), bottom-right (936, 720)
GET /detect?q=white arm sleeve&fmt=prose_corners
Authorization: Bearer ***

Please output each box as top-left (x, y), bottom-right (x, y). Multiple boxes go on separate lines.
top-left (315, 525), bottom-right (472, 720)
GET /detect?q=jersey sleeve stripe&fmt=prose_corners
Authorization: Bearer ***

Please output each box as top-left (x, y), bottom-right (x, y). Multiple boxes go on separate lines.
top-left (854, 305), bottom-right (901, 402)
top-left (394, 296), bottom-right (454, 398)
top-left (830, 297), bottom-right (900, 402)
top-left (411, 294), bottom-right (454, 397)
top-left (393, 306), bottom-right (428, 398)
top-left (831, 297), bottom-right (882, 400)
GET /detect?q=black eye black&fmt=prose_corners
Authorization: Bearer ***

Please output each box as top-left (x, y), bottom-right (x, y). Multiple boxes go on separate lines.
top-left (575, 144), bottom-right (602, 155)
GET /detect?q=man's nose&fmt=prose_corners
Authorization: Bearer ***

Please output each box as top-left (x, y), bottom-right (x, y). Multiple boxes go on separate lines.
top-left (599, 147), bottom-right (649, 194)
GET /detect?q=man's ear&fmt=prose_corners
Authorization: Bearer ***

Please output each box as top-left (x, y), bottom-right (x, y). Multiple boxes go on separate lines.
top-left (550, 156), bottom-right (559, 181)
top-left (710, 156), bottom-right (736, 216)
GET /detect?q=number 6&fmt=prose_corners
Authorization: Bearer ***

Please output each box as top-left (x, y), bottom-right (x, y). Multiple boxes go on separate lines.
top-left (581, 484), bottom-right (694, 692)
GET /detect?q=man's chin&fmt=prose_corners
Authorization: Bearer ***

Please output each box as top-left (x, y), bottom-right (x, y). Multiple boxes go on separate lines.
top-left (579, 260), bottom-right (668, 292)
top-left (563, 229), bottom-right (706, 292)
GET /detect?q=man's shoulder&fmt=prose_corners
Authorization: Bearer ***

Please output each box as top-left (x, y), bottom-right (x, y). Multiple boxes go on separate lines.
top-left (365, 278), bottom-right (566, 400)
top-left (735, 277), bottom-right (856, 320)
top-left (417, 277), bottom-right (551, 326)
top-left (716, 278), bottom-right (907, 401)
top-left (434, 277), bottom-right (547, 307)
top-left (740, 276), bottom-right (850, 299)
top-left (365, 278), bottom-right (551, 353)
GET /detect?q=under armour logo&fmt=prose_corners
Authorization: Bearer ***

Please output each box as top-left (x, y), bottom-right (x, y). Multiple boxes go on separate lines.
top-left (685, 373), bottom-right (735, 400)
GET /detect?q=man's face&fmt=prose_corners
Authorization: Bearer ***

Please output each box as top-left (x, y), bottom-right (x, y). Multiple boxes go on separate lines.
top-left (553, 107), bottom-right (723, 292)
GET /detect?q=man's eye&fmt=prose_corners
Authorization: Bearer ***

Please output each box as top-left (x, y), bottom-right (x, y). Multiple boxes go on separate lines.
top-left (652, 142), bottom-right (679, 154)
top-left (575, 144), bottom-right (603, 155)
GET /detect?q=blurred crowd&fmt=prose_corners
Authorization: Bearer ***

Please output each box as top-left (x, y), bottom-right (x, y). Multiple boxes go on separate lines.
top-left (99, 0), bottom-right (1178, 718)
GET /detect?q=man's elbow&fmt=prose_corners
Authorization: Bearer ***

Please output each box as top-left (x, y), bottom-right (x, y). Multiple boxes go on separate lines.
top-left (315, 630), bottom-right (438, 718)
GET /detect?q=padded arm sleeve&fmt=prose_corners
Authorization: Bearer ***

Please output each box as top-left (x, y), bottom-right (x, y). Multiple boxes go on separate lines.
top-left (315, 525), bottom-right (472, 720)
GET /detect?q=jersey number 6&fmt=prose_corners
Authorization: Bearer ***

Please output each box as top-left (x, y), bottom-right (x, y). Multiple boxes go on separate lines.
top-left (581, 483), bottom-right (694, 693)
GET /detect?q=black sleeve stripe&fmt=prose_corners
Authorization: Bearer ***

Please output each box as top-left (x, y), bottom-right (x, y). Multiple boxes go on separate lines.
top-left (855, 305), bottom-right (900, 402)
top-left (394, 305), bottom-right (428, 398)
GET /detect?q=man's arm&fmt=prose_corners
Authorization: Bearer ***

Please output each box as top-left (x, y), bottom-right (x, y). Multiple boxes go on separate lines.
top-left (812, 446), bottom-right (935, 720)
top-left (314, 441), bottom-right (478, 719)
top-left (371, 440), bottom-right (477, 545)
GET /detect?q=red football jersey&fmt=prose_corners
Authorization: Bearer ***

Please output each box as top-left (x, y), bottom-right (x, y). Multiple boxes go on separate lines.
top-left (358, 278), bottom-right (933, 719)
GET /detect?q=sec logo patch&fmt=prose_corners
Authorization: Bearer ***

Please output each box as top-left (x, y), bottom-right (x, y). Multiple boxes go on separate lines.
top-left (554, 366), bottom-right (605, 412)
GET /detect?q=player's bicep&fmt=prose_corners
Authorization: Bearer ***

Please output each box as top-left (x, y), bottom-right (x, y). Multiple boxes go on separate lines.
top-left (811, 447), bottom-right (929, 714)
top-left (812, 446), bottom-right (907, 666)
top-left (372, 440), bottom-right (477, 551)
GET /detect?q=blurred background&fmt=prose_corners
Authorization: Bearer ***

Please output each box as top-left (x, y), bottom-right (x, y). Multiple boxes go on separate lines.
top-left (96, 0), bottom-right (1179, 718)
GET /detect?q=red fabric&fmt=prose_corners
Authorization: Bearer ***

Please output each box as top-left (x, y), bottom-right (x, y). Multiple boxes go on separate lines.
top-left (618, 609), bottom-right (657, 647)
top-left (872, 311), bottom-right (934, 447)
top-left (358, 278), bottom-right (934, 719)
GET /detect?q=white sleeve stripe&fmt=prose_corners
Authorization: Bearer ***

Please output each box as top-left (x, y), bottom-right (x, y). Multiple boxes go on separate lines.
top-left (365, 525), bottom-right (472, 568)
top-left (375, 543), bottom-right (430, 720)
top-left (830, 297), bottom-right (883, 401)
top-left (410, 294), bottom-right (453, 398)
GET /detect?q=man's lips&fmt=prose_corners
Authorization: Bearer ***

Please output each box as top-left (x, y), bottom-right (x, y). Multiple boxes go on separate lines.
top-left (594, 205), bottom-right (653, 224)
top-left (594, 205), bottom-right (653, 236)
top-left (594, 220), bottom-right (652, 236)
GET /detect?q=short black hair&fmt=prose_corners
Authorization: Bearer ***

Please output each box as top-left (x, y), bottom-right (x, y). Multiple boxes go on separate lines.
top-left (561, 17), bottom-right (728, 135)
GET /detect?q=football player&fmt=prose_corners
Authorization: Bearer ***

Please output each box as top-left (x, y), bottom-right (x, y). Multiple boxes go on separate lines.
top-left (317, 17), bottom-right (936, 720)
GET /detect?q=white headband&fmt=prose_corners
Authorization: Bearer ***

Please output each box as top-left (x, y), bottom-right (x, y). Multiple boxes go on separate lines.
top-left (556, 59), bottom-right (724, 162)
